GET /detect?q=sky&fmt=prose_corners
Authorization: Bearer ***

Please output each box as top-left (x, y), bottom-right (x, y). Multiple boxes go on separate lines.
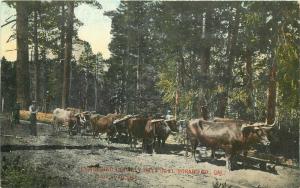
top-left (0, 0), bottom-right (120, 61)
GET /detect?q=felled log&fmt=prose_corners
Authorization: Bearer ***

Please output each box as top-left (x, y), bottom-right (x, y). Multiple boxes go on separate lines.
top-left (19, 110), bottom-right (53, 124)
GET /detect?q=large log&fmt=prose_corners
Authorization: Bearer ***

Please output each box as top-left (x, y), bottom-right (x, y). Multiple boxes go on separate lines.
top-left (19, 110), bottom-right (53, 124)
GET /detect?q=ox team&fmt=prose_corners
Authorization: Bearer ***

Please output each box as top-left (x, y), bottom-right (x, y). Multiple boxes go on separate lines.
top-left (39, 107), bottom-right (275, 171)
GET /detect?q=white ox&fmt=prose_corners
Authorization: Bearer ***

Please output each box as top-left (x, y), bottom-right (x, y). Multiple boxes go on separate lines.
top-left (52, 108), bottom-right (75, 131)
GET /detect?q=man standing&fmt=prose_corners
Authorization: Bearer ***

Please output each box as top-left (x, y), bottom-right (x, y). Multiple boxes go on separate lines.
top-left (12, 102), bottom-right (20, 127)
top-left (29, 101), bottom-right (38, 136)
top-left (165, 110), bottom-right (174, 120)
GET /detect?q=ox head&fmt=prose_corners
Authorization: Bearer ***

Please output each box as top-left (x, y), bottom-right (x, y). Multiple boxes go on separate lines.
top-left (164, 119), bottom-right (179, 132)
top-left (82, 111), bottom-right (92, 120)
top-left (74, 113), bottom-right (87, 125)
top-left (241, 118), bottom-right (277, 146)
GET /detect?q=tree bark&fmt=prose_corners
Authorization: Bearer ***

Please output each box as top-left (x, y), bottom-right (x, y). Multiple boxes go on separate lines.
top-left (267, 52), bottom-right (277, 124)
top-left (245, 49), bottom-right (254, 120)
top-left (94, 64), bottom-right (98, 111)
top-left (59, 3), bottom-right (65, 61)
top-left (58, 3), bottom-right (65, 105)
top-left (216, 4), bottom-right (241, 117)
top-left (266, 10), bottom-right (280, 124)
top-left (61, 1), bottom-right (74, 109)
top-left (199, 8), bottom-right (212, 119)
top-left (16, 2), bottom-right (30, 109)
top-left (61, 1), bottom-right (74, 108)
top-left (33, 9), bottom-right (40, 104)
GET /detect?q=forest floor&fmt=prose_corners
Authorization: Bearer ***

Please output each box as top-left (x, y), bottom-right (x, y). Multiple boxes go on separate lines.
top-left (0, 114), bottom-right (299, 188)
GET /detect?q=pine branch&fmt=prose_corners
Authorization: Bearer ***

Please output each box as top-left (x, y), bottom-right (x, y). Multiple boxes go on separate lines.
top-left (1, 19), bottom-right (16, 28)
top-left (10, 22), bottom-right (16, 29)
top-left (6, 34), bottom-right (16, 43)
top-left (5, 14), bottom-right (16, 22)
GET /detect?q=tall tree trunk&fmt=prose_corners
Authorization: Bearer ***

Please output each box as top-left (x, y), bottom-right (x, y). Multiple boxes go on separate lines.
top-left (136, 38), bottom-right (140, 113)
top-left (34, 9), bottom-right (40, 104)
top-left (266, 10), bottom-right (280, 124)
top-left (59, 3), bottom-right (65, 61)
top-left (58, 3), bottom-right (65, 105)
top-left (245, 49), bottom-right (254, 120)
top-left (94, 66), bottom-right (98, 111)
top-left (62, 1), bottom-right (74, 108)
top-left (198, 8), bottom-right (212, 119)
top-left (267, 51), bottom-right (277, 124)
top-left (16, 2), bottom-right (30, 109)
top-left (84, 72), bottom-right (88, 110)
top-left (216, 4), bottom-right (240, 117)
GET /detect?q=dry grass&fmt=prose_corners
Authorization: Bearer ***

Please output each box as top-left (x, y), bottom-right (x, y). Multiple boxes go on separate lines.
top-left (20, 110), bottom-right (53, 124)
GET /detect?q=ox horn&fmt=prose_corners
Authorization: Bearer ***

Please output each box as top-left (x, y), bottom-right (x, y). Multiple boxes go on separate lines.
top-left (265, 117), bottom-right (277, 127)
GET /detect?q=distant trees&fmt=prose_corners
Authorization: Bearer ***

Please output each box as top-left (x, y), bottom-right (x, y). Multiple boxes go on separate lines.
top-left (1, 57), bottom-right (16, 111)
top-left (1, 1), bottom-right (298, 124)
top-left (106, 1), bottom-right (299, 123)
top-left (2, 0), bottom-right (102, 110)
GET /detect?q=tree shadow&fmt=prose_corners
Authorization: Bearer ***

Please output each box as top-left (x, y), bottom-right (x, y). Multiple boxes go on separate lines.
top-left (195, 156), bottom-right (278, 174)
top-left (109, 135), bottom-right (130, 144)
top-left (154, 143), bottom-right (186, 156)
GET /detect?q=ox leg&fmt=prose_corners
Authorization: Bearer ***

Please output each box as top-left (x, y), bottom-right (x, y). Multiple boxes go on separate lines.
top-left (135, 138), bottom-right (139, 151)
top-left (52, 124), bottom-right (56, 133)
top-left (153, 138), bottom-right (157, 153)
top-left (130, 135), bottom-right (133, 149)
top-left (92, 127), bottom-right (98, 138)
top-left (158, 139), bottom-right (162, 153)
top-left (243, 150), bottom-right (248, 169)
top-left (185, 139), bottom-right (190, 158)
top-left (52, 120), bottom-right (58, 133)
top-left (142, 139), bottom-right (145, 153)
top-left (161, 139), bottom-right (166, 153)
top-left (225, 154), bottom-right (232, 171)
top-left (211, 148), bottom-right (216, 161)
top-left (193, 143), bottom-right (198, 162)
top-left (149, 141), bottom-right (154, 154)
top-left (125, 133), bottom-right (129, 144)
top-left (68, 123), bottom-right (72, 136)
top-left (225, 150), bottom-right (237, 171)
top-left (132, 137), bottom-right (137, 151)
top-left (129, 135), bottom-right (132, 149)
top-left (160, 139), bottom-right (166, 153)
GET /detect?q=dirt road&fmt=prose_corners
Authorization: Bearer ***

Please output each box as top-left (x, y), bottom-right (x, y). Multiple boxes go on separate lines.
top-left (1, 116), bottom-right (299, 188)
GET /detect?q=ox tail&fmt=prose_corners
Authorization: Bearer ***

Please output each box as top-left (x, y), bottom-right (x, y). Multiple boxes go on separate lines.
top-left (51, 117), bottom-right (56, 132)
top-left (185, 126), bottom-right (189, 158)
top-left (144, 137), bottom-right (155, 154)
top-left (110, 123), bottom-right (118, 139)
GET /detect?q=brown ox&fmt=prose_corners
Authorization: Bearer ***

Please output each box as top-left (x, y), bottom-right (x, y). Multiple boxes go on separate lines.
top-left (90, 113), bottom-right (123, 140)
top-left (127, 116), bottom-right (148, 149)
top-left (82, 112), bottom-right (104, 131)
top-left (143, 119), bottom-right (171, 153)
top-left (113, 115), bottom-right (134, 139)
top-left (186, 118), bottom-right (275, 170)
